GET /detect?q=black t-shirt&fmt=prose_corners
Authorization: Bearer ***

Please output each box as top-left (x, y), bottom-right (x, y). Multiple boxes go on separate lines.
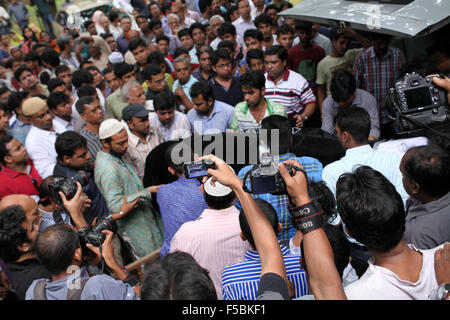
top-left (6, 258), bottom-right (51, 300)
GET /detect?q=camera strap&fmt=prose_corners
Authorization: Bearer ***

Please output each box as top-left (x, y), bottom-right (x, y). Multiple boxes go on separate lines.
top-left (289, 202), bottom-right (324, 234)
top-left (242, 165), bottom-right (259, 193)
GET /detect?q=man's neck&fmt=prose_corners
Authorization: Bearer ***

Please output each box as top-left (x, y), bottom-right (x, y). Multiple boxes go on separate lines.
top-left (131, 130), bottom-right (148, 142)
top-left (27, 85), bottom-right (42, 95)
top-left (346, 142), bottom-right (367, 150)
top-left (330, 50), bottom-right (343, 58)
top-left (417, 193), bottom-right (443, 205)
top-left (5, 161), bottom-right (28, 174)
top-left (242, 15), bottom-right (251, 23)
top-left (17, 114), bottom-right (30, 123)
top-left (299, 41), bottom-right (312, 50)
top-left (84, 122), bottom-right (100, 134)
top-left (56, 115), bottom-right (72, 123)
top-left (216, 74), bottom-right (232, 86)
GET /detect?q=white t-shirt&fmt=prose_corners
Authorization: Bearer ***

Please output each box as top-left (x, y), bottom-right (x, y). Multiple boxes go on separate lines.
top-left (344, 244), bottom-right (442, 300)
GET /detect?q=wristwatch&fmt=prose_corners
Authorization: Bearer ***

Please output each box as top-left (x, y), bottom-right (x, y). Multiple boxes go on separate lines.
top-left (437, 283), bottom-right (450, 300)
top-left (301, 114), bottom-right (308, 121)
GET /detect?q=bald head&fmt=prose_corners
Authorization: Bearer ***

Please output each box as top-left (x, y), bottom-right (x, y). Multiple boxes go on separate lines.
top-left (0, 194), bottom-right (36, 211)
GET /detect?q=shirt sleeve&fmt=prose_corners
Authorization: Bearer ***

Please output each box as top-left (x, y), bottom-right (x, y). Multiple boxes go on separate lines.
top-left (321, 97), bottom-right (335, 135)
top-left (26, 145), bottom-right (55, 179)
top-left (316, 60), bottom-right (327, 86)
top-left (353, 54), bottom-right (364, 89)
top-left (366, 94), bottom-right (380, 139)
top-left (230, 109), bottom-right (239, 131)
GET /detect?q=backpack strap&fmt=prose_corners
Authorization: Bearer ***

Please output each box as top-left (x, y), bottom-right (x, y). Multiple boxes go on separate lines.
top-left (33, 280), bottom-right (48, 300)
top-left (67, 278), bottom-right (89, 300)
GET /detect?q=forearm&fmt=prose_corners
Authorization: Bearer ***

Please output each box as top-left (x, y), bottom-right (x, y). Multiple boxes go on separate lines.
top-left (302, 102), bottom-right (316, 119)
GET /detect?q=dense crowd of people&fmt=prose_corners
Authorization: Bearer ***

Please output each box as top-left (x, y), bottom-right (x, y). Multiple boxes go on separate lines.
top-left (0, 0), bottom-right (449, 301)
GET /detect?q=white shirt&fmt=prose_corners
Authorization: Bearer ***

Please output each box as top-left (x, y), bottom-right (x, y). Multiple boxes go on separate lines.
top-left (25, 120), bottom-right (67, 179)
top-left (293, 32), bottom-right (333, 56)
top-left (232, 16), bottom-right (256, 38)
top-left (149, 111), bottom-right (191, 142)
top-left (344, 244), bottom-right (442, 300)
top-left (53, 116), bottom-right (75, 131)
top-left (210, 34), bottom-right (246, 50)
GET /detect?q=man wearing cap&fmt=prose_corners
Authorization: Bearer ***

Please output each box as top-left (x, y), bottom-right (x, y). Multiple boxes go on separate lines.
top-left (170, 175), bottom-right (249, 299)
top-left (94, 119), bottom-right (164, 259)
top-left (122, 104), bottom-right (162, 180)
top-left (23, 97), bottom-right (67, 179)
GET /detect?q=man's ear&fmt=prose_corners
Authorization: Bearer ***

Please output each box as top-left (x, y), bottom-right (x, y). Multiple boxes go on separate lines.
top-left (62, 155), bottom-right (72, 166)
top-left (239, 232), bottom-right (247, 242)
top-left (17, 242), bottom-right (32, 254)
top-left (167, 166), bottom-right (176, 176)
top-left (410, 181), bottom-right (420, 196)
top-left (73, 247), bottom-right (83, 264)
top-left (277, 222), bottom-right (282, 233)
top-left (344, 225), bottom-right (353, 238)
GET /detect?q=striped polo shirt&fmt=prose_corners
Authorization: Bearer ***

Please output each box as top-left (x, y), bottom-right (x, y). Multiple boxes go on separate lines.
top-left (264, 68), bottom-right (316, 116)
top-left (222, 245), bottom-right (309, 300)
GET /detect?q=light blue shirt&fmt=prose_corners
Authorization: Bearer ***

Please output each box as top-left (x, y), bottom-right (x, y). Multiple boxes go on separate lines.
top-left (172, 75), bottom-right (198, 112)
top-left (188, 47), bottom-right (199, 64)
top-left (187, 100), bottom-right (235, 135)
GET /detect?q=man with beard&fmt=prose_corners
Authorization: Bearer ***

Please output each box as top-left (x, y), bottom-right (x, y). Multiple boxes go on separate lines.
top-left (231, 70), bottom-right (286, 131)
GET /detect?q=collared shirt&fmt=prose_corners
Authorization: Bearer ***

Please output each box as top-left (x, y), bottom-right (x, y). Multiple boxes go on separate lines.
top-left (78, 127), bottom-right (102, 162)
top-left (232, 16), bottom-right (256, 38)
top-left (236, 153), bottom-right (323, 241)
top-left (53, 116), bottom-right (75, 131)
top-left (172, 75), bottom-right (198, 111)
top-left (170, 206), bottom-right (250, 299)
top-left (321, 88), bottom-right (380, 139)
top-left (38, 207), bottom-right (72, 232)
top-left (353, 46), bottom-right (406, 123)
top-left (344, 244), bottom-right (442, 300)
top-left (72, 88), bottom-right (106, 132)
top-left (313, 32), bottom-right (333, 56)
top-left (149, 111), bottom-right (191, 142)
top-left (187, 100), bottom-right (235, 135)
top-left (192, 67), bottom-right (216, 82)
top-left (145, 84), bottom-right (171, 101)
top-left (222, 245), bottom-right (308, 300)
top-left (264, 69), bottom-right (316, 116)
top-left (7, 118), bottom-right (31, 145)
top-left (188, 47), bottom-right (199, 64)
top-left (106, 86), bottom-right (128, 120)
top-left (157, 177), bottom-right (208, 257)
top-left (25, 120), bottom-right (67, 179)
top-left (126, 130), bottom-right (162, 180)
top-left (26, 266), bottom-right (138, 300)
top-left (209, 75), bottom-right (244, 107)
top-left (0, 161), bottom-right (42, 200)
top-left (316, 54), bottom-right (354, 96)
top-left (231, 98), bottom-right (287, 131)
top-left (94, 151), bottom-right (164, 258)
top-left (404, 192), bottom-right (450, 250)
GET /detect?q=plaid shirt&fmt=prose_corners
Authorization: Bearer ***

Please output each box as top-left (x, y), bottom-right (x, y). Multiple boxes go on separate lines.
top-left (235, 153), bottom-right (323, 241)
top-left (353, 46), bottom-right (405, 124)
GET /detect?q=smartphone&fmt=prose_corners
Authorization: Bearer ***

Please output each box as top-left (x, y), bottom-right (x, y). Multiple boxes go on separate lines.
top-left (183, 161), bottom-right (215, 179)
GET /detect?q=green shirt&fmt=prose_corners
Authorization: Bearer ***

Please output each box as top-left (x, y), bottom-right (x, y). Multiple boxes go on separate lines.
top-left (231, 98), bottom-right (287, 131)
top-left (106, 87), bottom-right (128, 120)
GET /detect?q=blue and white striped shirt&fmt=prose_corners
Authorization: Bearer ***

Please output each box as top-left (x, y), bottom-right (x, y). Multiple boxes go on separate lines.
top-left (222, 245), bottom-right (308, 300)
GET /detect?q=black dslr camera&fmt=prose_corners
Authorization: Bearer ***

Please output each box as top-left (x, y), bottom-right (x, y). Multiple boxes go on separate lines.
top-left (387, 73), bottom-right (449, 133)
top-left (79, 215), bottom-right (117, 248)
top-left (49, 171), bottom-right (89, 207)
top-left (242, 145), bottom-right (302, 195)
top-left (183, 160), bottom-right (216, 179)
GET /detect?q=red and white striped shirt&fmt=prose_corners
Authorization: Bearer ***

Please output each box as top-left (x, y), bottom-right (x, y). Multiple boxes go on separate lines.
top-left (264, 68), bottom-right (316, 116)
top-left (170, 206), bottom-right (250, 299)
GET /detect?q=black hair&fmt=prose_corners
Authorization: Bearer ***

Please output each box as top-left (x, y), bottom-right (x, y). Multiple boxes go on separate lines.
top-left (246, 49), bottom-right (264, 64)
top-left (239, 199), bottom-right (279, 249)
top-left (189, 81), bottom-right (214, 102)
top-left (128, 37), bottom-right (147, 52)
top-left (261, 115), bottom-right (291, 155)
top-left (164, 142), bottom-right (188, 175)
top-left (155, 34), bottom-right (170, 44)
top-left (294, 20), bottom-right (313, 31)
top-left (189, 22), bottom-right (206, 38)
top-left (403, 144), bottom-right (450, 197)
top-left (47, 78), bottom-right (66, 92)
top-left (173, 47), bottom-right (189, 59)
top-left (40, 49), bottom-right (61, 68)
top-left (0, 205), bottom-right (30, 262)
top-left (211, 48), bottom-right (231, 66)
top-left (0, 86), bottom-right (10, 99)
top-left (198, 0), bottom-right (213, 13)
top-left (154, 90), bottom-right (176, 111)
top-left (240, 70), bottom-right (265, 90)
top-left (149, 18), bottom-right (163, 30)
top-left (84, 20), bottom-right (94, 30)
top-left (71, 69), bottom-right (93, 88)
top-left (142, 63), bottom-right (162, 82)
top-left (35, 223), bottom-right (80, 275)
top-left (103, 66), bottom-right (115, 76)
top-left (217, 22), bottom-right (236, 37)
top-left (329, 27), bottom-right (349, 42)
top-left (177, 28), bottom-right (191, 40)
top-left (100, 32), bottom-right (113, 40)
top-left (77, 84), bottom-right (97, 98)
top-left (108, 10), bottom-right (119, 22)
top-left (203, 188), bottom-right (236, 210)
top-left (196, 45), bottom-right (213, 58)
top-left (276, 23), bottom-right (295, 36)
top-left (14, 65), bottom-right (33, 82)
top-left (264, 45), bottom-right (288, 62)
top-left (0, 134), bottom-right (14, 165)
top-left (114, 62), bottom-right (134, 79)
top-left (335, 107), bottom-right (370, 144)
top-left (80, 60), bottom-right (94, 69)
top-left (23, 51), bottom-right (40, 63)
top-left (75, 96), bottom-right (95, 115)
top-left (244, 28), bottom-right (263, 42)
top-left (330, 70), bottom-right (356, 103)
top-left (148, 51), bottom-right (166, 65)
top-left (264, 4), bottom-right (280, 14)
top-left (55, 131), bottom-right (88, 161)
top-left (8, 91), bottom-right (29, 113)
top-left (307, 180), bottom-right (338, 222)
top-left (47, 91), bottom-right (70, 111)
top-left (254, 13), bottom-right (273, 28)
top-left (336, 166), bottom-right (405, 252)
top-left (217, 40), bottom-right (235, 52)
top-left (55, 64), bottom-right (71, 77)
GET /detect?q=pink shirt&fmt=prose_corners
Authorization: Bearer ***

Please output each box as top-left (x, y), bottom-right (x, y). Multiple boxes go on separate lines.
top-left (170, 206), bottom-right (250, 299)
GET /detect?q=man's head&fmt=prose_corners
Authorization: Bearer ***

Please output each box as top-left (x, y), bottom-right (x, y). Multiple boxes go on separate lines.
top-left (210, 15), bottom-right (224, 37)
top-left (202, 176), bottom-right (236, 210)
top-left (120, 16), bottom-right (132, 33)
top-left (254, 14), bottom-right (273, 40)
top-left (178, 28), bottom-right (194, 51)
top-left (164, 142), bottom-right (187, 177)
top-left (261, 115), bottom-right (291, 155)
top-left (122, 104), bottom-right (151, 138)
top-left (276, 24), bottom-right (295, 50)
top-left (22, 97), bottom-right (53, 131)
top-left (84, 20), bottom-right (97, 35)
top-left (190, 23), bottom-right (207, 47)
top-left (47, 78), bottom-right (67, 93)
top-left (370, 33), bottom-right (392, 59)
top-left (336, 166), bottom-right (405, 253)
top-left (86, 66), bottom-right (104, 89)
top-left (190, 81), bottom-right (215, 116)
top-left (23, 51), bottom-right (41, 71)
top-left (167, 13), bottom-right (180, 35)
top-left (47, 91), bottom-right (72, 122)
top-left (76, 95), bottom-right (104, 125)
top-left (15, 65), bottom-right (38, 91)
top-left (114, 62), bottom-right (136, 84)
top-left (149, 18), bottom-right (164, 36)
top-left (197, 45), bottom-right (214, 72)
top-left (122, 80), bottom-right (146, 105)
top-left (264, 4), bottom-right (279, 26)
top-left (72, 69), bottom-right (94, 89)
top-left (244, 29), bottom-right (263, 51)
top-left (240, 70), bottom-right (266, 108)
top-left (217, 22), bottom-right (237, 44)
top-left (173, 57), bottom-right (192, 84)
top-left (56, 34), bottom-right (73, 52)
top-left (156, 35), bottom-right (170, 57)
top-left (400, 144), bottom-right (450, 201)
top-left (335, 107), bottom-right (370, 148)
top-left (211, 48), bottom-right (232, 80)
top-left (428, 43), bottom-right (450, 74)
top-left (143, 64), bottom-right (166, 93)
top-left (34, 223), bottom-right (81, 276)
top-left (246, 49), bottom-right (265, 72)
top-left (237, 0), bottom-right (251, 20)
top-left (99, 119), bottom-right (128, 157)
top-left (55, 131), bottom-right (90, 169)
top-left (294, 20), bottom-right (313, 45)
top-left (330, 70), bottom-right (357, 108)
top-left (55, 65), bottom-right (72, 88)
top-left (128, 38), bottom-right (149, 67)
top-left (103, 67), bottom-right (120, 93)
top-left (8, 91), bottom-right (30, 120)
top-left (217, 40), bottom-right (235, 60)
top-left (0, 135), bottom-right (29, 167)
top-left (0, 103), bottom-right (9, 133)
top-left (239, 199), bottom-right (279, 250)
top-left (329, 28), bottom-right (350, 57)
top-left (102, 33), bottom-right (117, 52)
top-left (153, 91), bottom-right (176, 126)
top-left (0, 196), bottom-right (41, 262)
top-left (136, 15), bottom-right (149, 32)
top-left (264, 45), bottom-right (288, 80)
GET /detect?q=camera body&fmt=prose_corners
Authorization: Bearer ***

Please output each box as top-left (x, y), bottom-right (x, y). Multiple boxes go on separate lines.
top-left (247, 162), bottom-right (296, 195)
top-left (79, 215), bottom-right (117, 248)
top-left (49, 171), bottom-right (89, 207)
top-left (183, 161), bottom-right (216, 179)
top-left (389, 73), bottom-right (449, 133)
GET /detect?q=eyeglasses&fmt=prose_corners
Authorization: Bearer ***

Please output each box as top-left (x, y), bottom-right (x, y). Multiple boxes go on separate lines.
top-left (216, 62), bottom-right (232, 69)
